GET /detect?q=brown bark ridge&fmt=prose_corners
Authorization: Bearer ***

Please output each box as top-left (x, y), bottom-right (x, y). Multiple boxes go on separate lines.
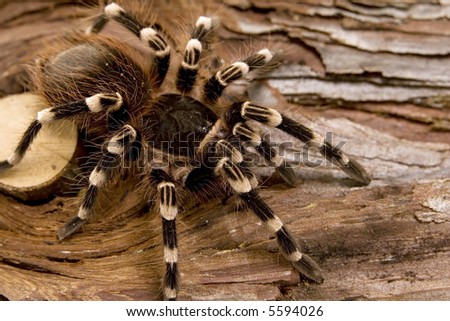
top-left (0, 0), bottom-right (449, 300)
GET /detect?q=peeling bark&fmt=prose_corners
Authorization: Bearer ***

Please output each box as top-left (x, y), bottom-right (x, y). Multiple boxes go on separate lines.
top-left (0, 0), bottom-right (449, 301)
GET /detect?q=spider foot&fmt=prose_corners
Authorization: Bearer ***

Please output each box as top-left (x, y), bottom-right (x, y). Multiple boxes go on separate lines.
top-left (275, 162), bottom-right (298, 187)
top-left (291, 253), bottom-right (324, 284)
top-left (0, 160), bottom-right (13, 172)
top-left (340, 158), bottom-right (372, 185)
top-left (58, 216), bottom-right (86, 240)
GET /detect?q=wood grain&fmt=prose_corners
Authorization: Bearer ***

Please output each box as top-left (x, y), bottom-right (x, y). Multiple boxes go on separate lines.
top-left (0, 94), bottom-right (78, 201)
top-left (0, 0), bottom-right (449, 301)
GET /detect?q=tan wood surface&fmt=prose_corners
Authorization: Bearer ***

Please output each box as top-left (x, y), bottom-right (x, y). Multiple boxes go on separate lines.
top-left (0, 0), bottom-right (448, 300)
top-left (0, 94), bottom-right (78, 201)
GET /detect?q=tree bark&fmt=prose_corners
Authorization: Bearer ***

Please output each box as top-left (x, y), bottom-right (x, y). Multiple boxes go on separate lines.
top-left (0, 0), bottom-right (449, 300)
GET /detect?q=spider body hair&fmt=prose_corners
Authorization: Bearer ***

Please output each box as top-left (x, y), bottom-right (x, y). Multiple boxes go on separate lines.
top-left (0, 1), bottom-right (372, 300)
top-left (32, 34), bottom-right (154, 134)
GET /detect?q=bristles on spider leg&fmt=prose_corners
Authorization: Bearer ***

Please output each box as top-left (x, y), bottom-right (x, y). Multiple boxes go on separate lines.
top-left (105, 2), bottom-right (141, 36)
top-left (204, 62), bottom-right (249, 102)
top-left (240, 102), bottom-right (282, 127)
top-left (0, 120), bottom-right (42, 171)
top-left (85, 93), bottom-right (123, 113)
top-left (204, 49), bottom-right (274, 102)
top-left (36, 93), bottom-right (123, 124)
top-left (101, 2), bottom-right (171, 87)
top-left (254, 138), bottom-right (298, 186)
top-left (176, 16), bottom-right (213, 92)
top-left (319, 141), bottom-right (371, 185)
top-left (236, 102), bottom-right (371, 184)
top-left (86, 14), bottom-right (108, 34)
top-left (177, 39), bottom-right (202, 92)
top-left (193, 16), bottom-right (213, 40)
top-left (78, 185), bottom-right (99, 219)
top-left (104, 3), bottom-right (125, 19)
top-left (276, 227), bottom-right (324, 283)
top-left (216, 139), bottom-right (244, 164)
top-left (231, 123), bottom-right (297, 186)
top-left (277, 115), bottom-right (371, 184)
top-left (215, 158), bottom-right (252, 194)
top-left (154, 176), bottom-right (180, 300)
top-left (162, 218), bottom-right (179, 300)
top-left (58, 174), bottom-right (102, 240)
top-left (0, 152), bottom-right (21, 172)
top-left (164, 262), bottom-right (179, 301)
top-left (140, 28), bottom-right (171, 86)
top-left (0, 161), bottom-right (13, 172)
top-left (158, 182), bottom-right (177, 221)
top-left (239, 191), bottom-right (324, 283)
top-left (243, 48), bottom-right (274, 70)
top-left (58, 216), bottom-right (86, 240)
top-left (58, 126), bottom-right (138, 240)
top-left (275, 162), bottom-right (298, 187)
top-left (232, 123), bottom-right (261, 146)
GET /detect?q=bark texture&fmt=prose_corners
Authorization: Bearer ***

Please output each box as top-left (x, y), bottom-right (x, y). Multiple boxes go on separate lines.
top-left (0, 0), bottom-right (449, 300)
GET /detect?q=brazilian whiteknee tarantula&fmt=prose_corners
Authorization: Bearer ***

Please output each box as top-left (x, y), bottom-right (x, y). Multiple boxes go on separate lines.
top-left (0, 2), bottom-right (371, 300)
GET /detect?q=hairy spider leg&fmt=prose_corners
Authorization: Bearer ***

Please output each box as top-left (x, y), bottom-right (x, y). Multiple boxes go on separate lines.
top-left (176, 16), bottom-right (214, 93)
top-left (58, 124), bottom-right (138, 240)
top-left (239, 190), bottom-right (324, 283)
top-left (226, 101), bottom-right (372, 185)
top-left (203, 48), bottom-right (275, 102)
top-left (256, 139), bottom-right (298, 187)
top-left (227, 120), bottom-right (298, 187)
top-left (213, 154), bottom-right (324, 283)
top-left (150, 169), bottom-right (180, 301)
top-left (0, 93), bottom-right (123, 172)
top-left (185, 130), bottom-right (323, 282)
top-left (89, 2), bottom-right (170, 87)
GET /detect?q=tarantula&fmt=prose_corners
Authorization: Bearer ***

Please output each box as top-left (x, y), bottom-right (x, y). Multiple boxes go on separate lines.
top-left (0, 2), bottom-right (371, 300)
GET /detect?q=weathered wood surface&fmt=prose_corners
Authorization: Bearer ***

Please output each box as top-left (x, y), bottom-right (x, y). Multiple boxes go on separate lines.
top-left (0, 94), bottom-right (78, 201)
top-left (0, 0), bottom-right (449, 300)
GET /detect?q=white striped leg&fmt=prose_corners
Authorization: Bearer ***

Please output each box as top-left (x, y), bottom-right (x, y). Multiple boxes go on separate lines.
top-left (214, 157), bottom-right (324, 283)
top-left (99, 2), bottom-right (170, 86)
top-left (230, 122), bottom-right (297, 186)
top-left (227, 101), bottom-right (371, 185)
top-left (58, 125), bottom-right (138, 240)
top-left (204, 48), bottom-right (274, 102)
top-left (176, 16), bottom-right (213, 92)
top-left (240, 191), bottom-right (324, 283)
top-left (150, 169), bottom-right (179, 301)
top-left (0, 93), bottom-right (122, 172)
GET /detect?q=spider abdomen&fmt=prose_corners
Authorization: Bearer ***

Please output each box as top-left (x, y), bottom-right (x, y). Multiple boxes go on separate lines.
top-left (33, 36), bottom-right (154, 131)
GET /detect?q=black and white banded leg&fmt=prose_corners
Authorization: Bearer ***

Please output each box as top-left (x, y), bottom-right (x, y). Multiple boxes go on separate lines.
top-left (240, 191), bottom-right (324, 283)
top-left (227, 101), bottom-right (371, 184)
top-left (230, 122), bottom-right (297, 186)
top-left (214, 156), bottom-right (324, 283)
top-left (150, 169), bottom-right (179, 301)
top-left (93, 2), bottom-right (170, 86)
top-left (204, 49), bottom-right (274, 102)
top-left (0, 93), bottom-right (122, 172)
top-left (176, 16), bottom-right (213, 92)
top-left (58, 124), bottom-right (138, 240)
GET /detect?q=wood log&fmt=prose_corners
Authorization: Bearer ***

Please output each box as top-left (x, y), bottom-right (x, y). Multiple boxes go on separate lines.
top-left (0, 94), bottom-right (78, 201)
top-left (0, 0), bottom-right (449, 301)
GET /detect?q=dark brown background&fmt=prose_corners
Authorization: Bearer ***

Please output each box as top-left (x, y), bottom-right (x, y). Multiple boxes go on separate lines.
top-left (0, 0), bottom-right (449, 300)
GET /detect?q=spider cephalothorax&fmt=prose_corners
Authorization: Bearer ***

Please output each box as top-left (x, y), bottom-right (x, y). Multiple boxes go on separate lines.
top-left (0, 2), bottom-right (371, 300)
